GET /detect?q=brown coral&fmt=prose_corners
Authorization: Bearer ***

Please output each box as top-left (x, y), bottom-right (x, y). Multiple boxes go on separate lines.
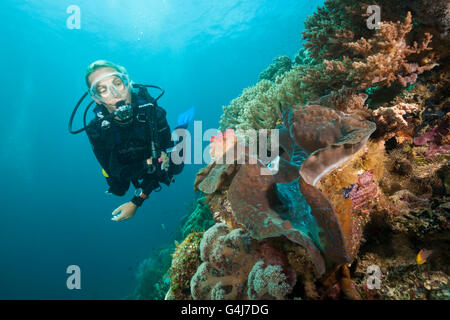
top-left (227, 161), bottom-right (327, 276)
top-left (194, 163), bottom-right (238, 194)
top-left (346, 12), bottom-right (436, 89)
top-left (285, 104), bottom-right (376, 187)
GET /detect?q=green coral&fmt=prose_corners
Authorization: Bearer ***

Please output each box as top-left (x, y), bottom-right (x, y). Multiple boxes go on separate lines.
top-left (219, 50), bottom-right (318, 132)
top-left (259, 55), bottom-right (293, 82)
top-left (220, 80), bottom-right (274, 131)
top-left (218, 53), bottom-right (321, 132)
top-left (129, 246), bottom-right (173, 300)
top-left (302, 0), bottom-right (369, 61)
top-left (167, 232), bottom-right (203, 300)
top-left (219, 69), bottom-right (308, 131)
top-left (180, 196), bottom-right (214, 240)
top-left (293, 48), bottom-right (315, 66)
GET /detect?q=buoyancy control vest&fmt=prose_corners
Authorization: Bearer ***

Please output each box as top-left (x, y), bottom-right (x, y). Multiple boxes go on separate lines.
top-left (86, 85), bottom-right (172, 182)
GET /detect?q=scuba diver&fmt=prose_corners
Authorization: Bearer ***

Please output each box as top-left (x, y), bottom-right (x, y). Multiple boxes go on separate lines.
top-left (69, 60), bottom-right (194, 222)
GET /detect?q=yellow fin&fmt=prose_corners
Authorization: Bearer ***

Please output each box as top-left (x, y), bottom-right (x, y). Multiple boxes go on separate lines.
top-left (416, 253), bottom-right (424, 265)
top-left (416, 249), bottom-right (433, 265)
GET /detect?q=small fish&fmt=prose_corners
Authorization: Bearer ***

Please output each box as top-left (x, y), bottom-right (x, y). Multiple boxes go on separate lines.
top-left (267, 155), bottom-right (280, 174)
top-left (343, 184), bottom-right (355, 198)
top-left (416, 249), bottom-right (433, 265)
top-left (161, 223), bottom-right (166, 230)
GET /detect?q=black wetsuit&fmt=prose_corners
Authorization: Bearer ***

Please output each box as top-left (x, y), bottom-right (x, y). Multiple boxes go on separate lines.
top-left (86, 86), bottom-right (183, 206)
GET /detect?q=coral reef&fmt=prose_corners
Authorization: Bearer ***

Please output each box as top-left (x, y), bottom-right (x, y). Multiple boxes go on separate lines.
top-left (293, 48), bottom-right (315, 66)
top-left (208, 128), bottom-right (244, 161)
top-left (179, 197), bottom-right (215, 240)
top-left (219, 0), bottom-right (445, 133)
top-left (408, 0), bottom-right (450, 39)
top-left (226, 161), bottom-right (328, 276)
top-left (354, 230), bottom-right (450, 300)
top-left (413, 120), bottom-right (450, 158)
top-left (247, 260), bottom-right (292, 300)
top-left (372, 103), bottom-right (419, 140)
top-left (219, 80), bottom-right (282, 131)
top-left (130, 198), bottom-right (213, 300)
top-left (194, 90), bottom-right (448, 301)
top-left (166, 232), bottom-right (203, 300)
top-left (317, 141), bottom-right (386, 262)
top-left (193, 104), bottom-right (379, 294)
top-left (164, 0), bottom-right (450, 301)
top-left (320, 12), bottom-right (436, 90)
top-left (190, 223), bottom-right (258, 299)
top-left (259, 55), bottom-right (293, 82)
top-left (130, 246), bottom-right (173, 300)
top-left (190, 223), bottom-right (296, 300)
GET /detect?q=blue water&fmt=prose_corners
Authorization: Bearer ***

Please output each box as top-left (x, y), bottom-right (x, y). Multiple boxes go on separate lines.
top-left (0, 0), bottom-right (323, 299)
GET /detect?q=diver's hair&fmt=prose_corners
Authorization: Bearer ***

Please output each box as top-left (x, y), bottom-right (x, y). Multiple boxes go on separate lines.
top-left (85, 60), bottom-right (128, 88)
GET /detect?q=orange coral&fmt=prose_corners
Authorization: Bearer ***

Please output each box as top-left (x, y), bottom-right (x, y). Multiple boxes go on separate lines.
top-left (346, 12), bottom-right (436, 89)
top-left (209, 128), bottom-right (238, 160)
top-left (301, 10), bottom-right (438, 104)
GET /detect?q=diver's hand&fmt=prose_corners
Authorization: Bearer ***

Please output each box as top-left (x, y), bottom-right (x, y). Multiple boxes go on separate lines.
top-left (111, 202), bottom-right (138, 222)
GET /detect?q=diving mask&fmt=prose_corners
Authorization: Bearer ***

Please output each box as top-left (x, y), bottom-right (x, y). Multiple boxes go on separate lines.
top-left (89, 72), bottom-right (131, 103)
